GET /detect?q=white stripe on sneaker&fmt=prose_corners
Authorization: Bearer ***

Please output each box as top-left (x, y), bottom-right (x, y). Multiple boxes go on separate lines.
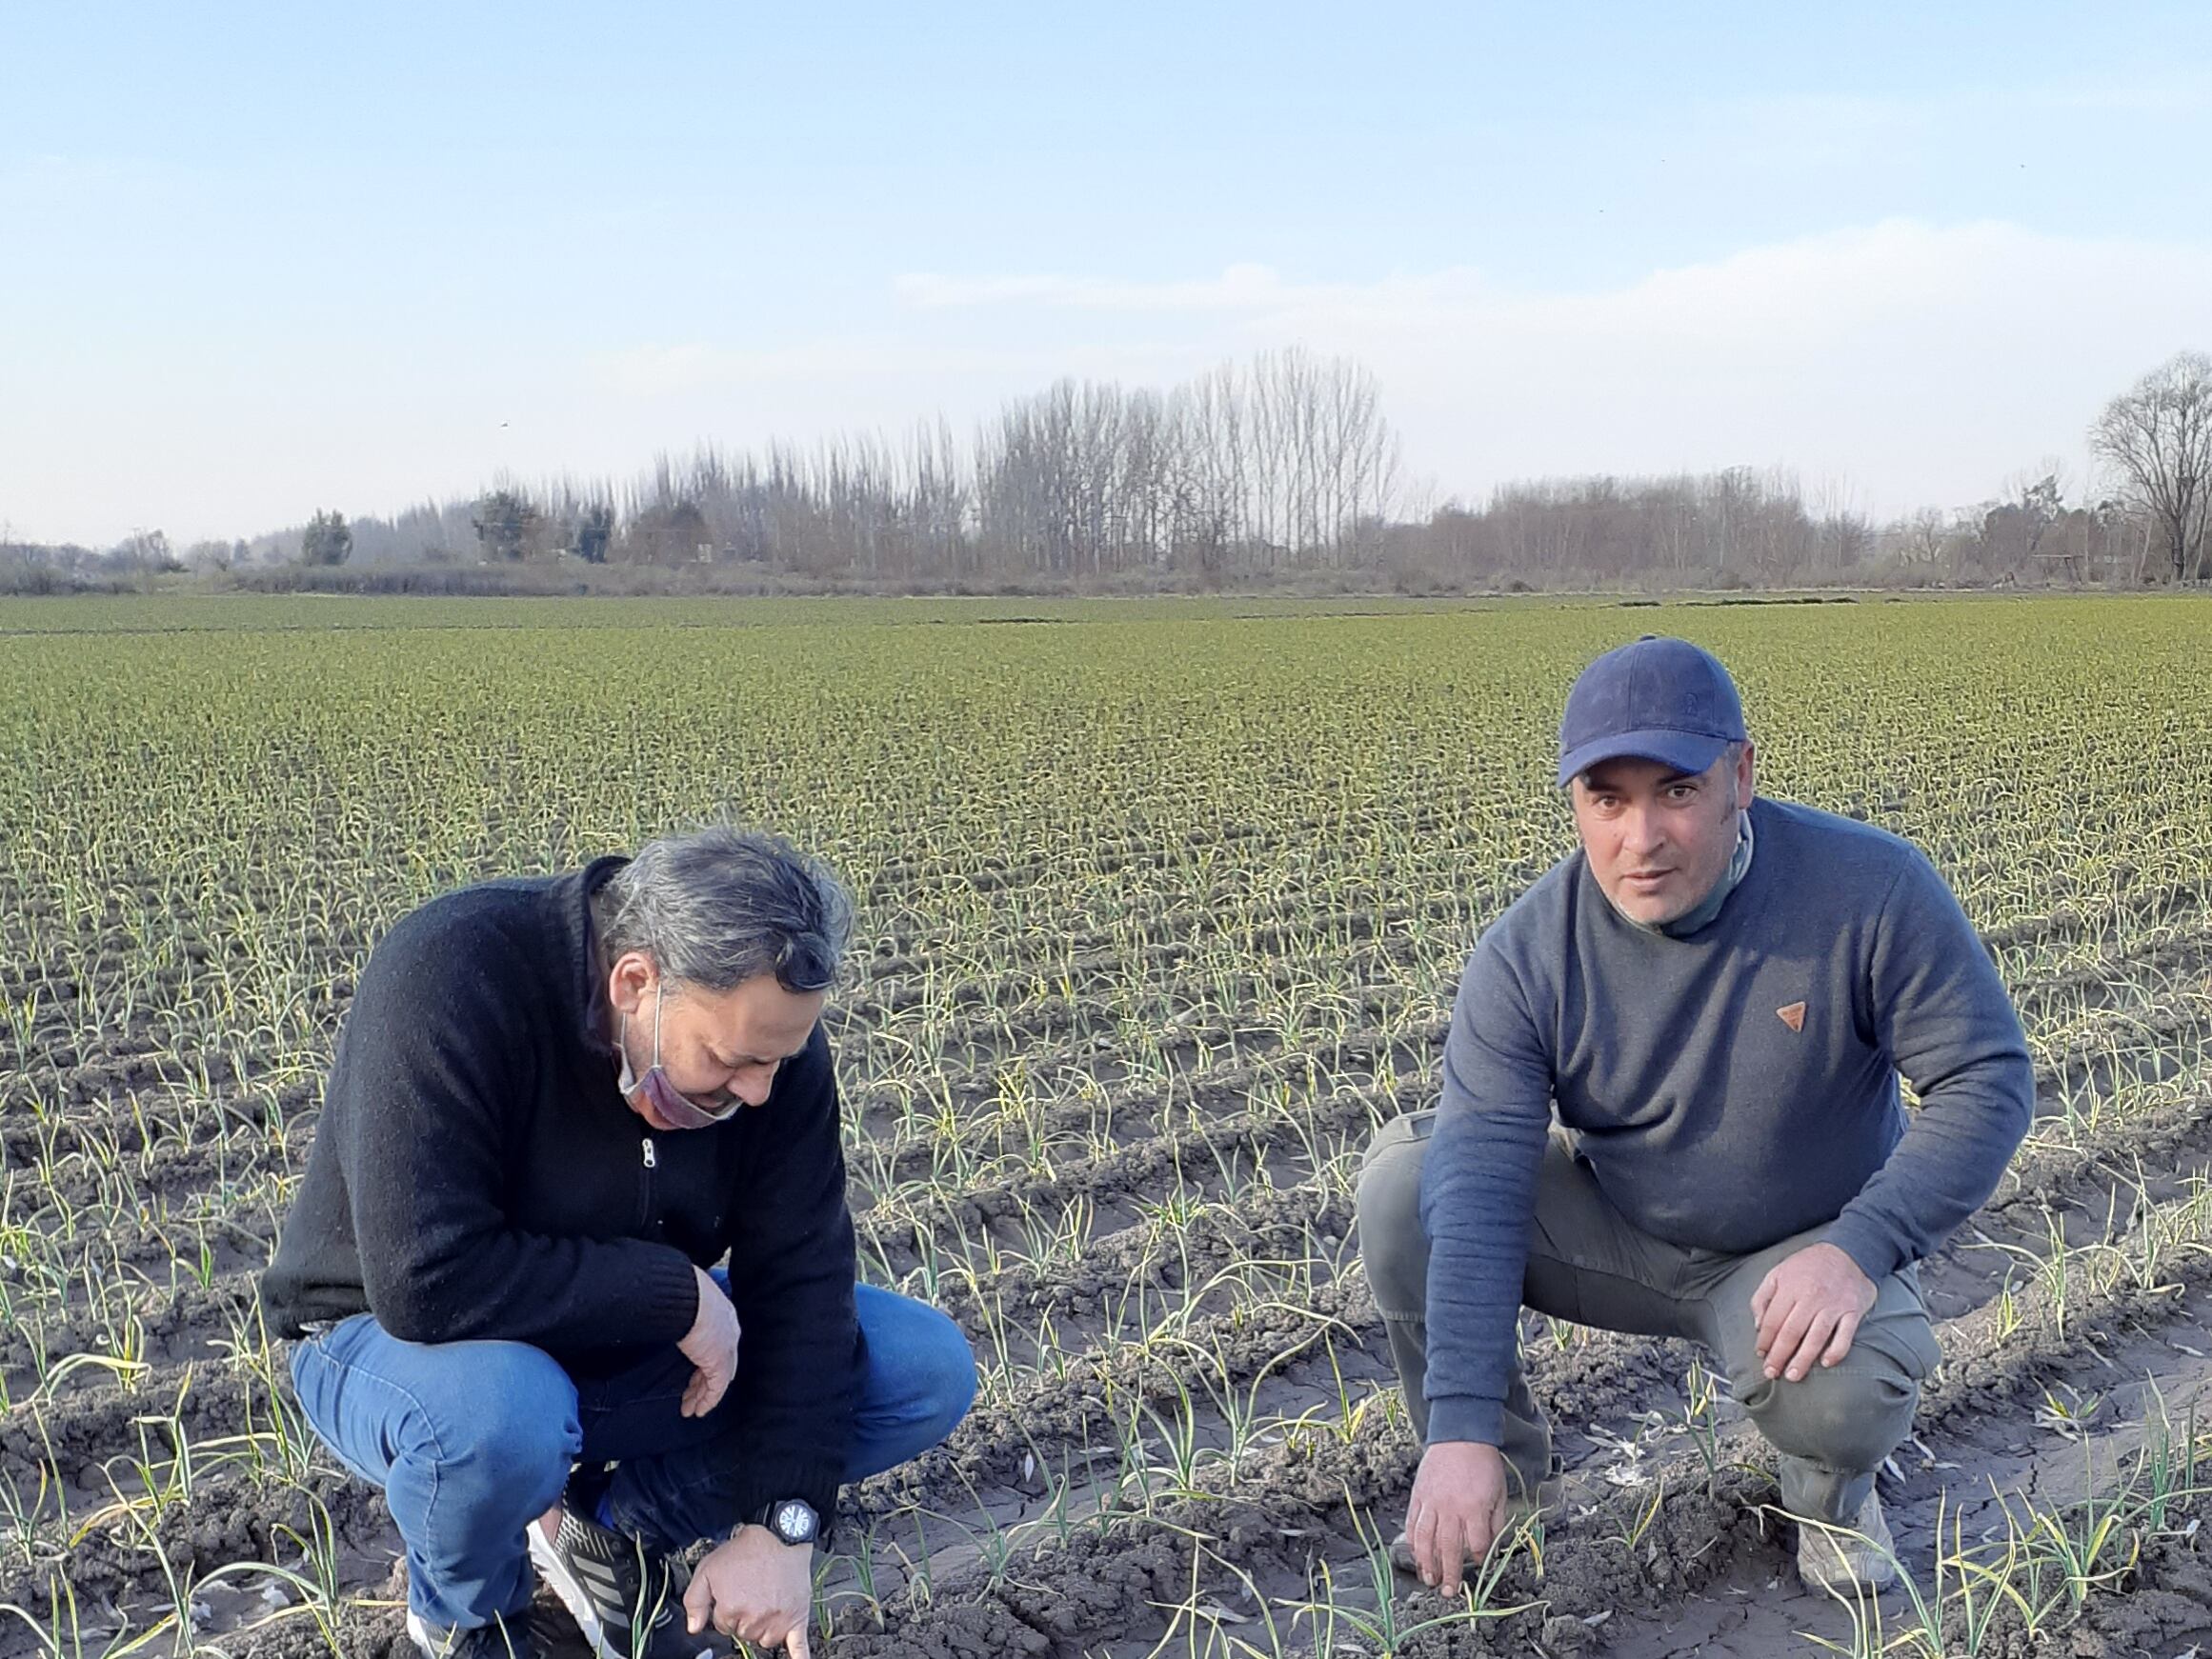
top-left (528, 1529), bottom-right (616, 1659)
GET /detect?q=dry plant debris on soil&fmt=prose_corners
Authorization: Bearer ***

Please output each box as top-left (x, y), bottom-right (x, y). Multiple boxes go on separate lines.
top-left (4, 592), bottom-right (2212, 1659)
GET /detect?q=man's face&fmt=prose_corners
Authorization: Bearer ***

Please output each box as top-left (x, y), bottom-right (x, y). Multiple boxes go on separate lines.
top-left (609, 962), bottom-right (825, 1131)
top-left (1571, 745), bottom-right (1755, 927)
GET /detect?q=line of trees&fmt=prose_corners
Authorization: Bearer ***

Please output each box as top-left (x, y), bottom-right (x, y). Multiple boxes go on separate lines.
top-left (7, 349), bottom-right (2207, 594)
top-left (197, 350), bottom-right (1398, 582)
top-left (1403, 469), bottom-right (1871, 587)
top-left (559, 350), bottom-right (1403, 580)
top-left (1371, 462), bottom-right (2161, 590)
top-left (393, 346), bottom-right (2212, 589)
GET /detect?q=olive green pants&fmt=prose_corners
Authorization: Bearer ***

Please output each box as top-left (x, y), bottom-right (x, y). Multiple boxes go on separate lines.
top-left (1357, 1110), bottom-right (1941, 1524)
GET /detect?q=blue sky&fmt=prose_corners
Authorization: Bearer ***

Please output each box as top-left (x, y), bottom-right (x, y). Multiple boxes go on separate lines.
top-left (4, 1), bottom-right (2209, 545)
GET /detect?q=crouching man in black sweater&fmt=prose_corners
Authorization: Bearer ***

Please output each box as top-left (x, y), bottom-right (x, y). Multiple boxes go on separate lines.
top-left (260, 828), bottom-right (975, 1659)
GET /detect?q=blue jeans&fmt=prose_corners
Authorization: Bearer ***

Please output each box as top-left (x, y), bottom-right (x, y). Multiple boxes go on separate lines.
top-left (290, 1280), bottom-right (975, 1630)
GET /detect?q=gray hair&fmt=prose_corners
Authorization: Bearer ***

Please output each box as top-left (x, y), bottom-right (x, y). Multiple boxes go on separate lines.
top-left (598, 826), bottom-right (853, 993)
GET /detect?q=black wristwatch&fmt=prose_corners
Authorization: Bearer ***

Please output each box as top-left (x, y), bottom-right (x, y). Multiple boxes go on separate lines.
top-left (756, 1497), bottom-right (819, 1547)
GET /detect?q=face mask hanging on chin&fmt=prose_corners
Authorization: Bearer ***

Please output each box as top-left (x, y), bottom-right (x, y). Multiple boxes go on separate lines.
top-left (616, 980), bottom-right (741, 1129)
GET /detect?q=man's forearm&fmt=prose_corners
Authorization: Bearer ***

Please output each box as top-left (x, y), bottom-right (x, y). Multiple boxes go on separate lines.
top-left (1418, 1098), bottom-right (1549, 1447)
top-left (1825, 1062), bottom-right (2034, 1282)
top-left (1419, 947), bottom-right (1556, 1447)
top-left (366, 1227), bottom-right (700, 1349)
top-left (1847, 849), bottom-right (2037, 1279)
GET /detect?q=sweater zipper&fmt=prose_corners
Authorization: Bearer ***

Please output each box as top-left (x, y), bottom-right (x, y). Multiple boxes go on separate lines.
top-left (639, 1135), bottom-right (657, 1229)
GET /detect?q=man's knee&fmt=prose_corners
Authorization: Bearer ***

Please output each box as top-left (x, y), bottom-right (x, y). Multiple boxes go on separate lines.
top-left (1741, 1322), bottom-right (1934, 1471)
top-left (1356, 1111), bottom-right (1433, 1317)
top-left (843, 1294), bottom-right (980, 1486)
top-left (859, 1292), bottom-right (978, 1444)
top-left (424, 1344), bottom-right (581, 1512)
top-left (909, 1314), bottom-right (978, 1444)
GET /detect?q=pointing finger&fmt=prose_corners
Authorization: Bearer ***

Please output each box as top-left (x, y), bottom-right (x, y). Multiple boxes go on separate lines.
top-left (1437, 1517), bottom-right (1465, 1600)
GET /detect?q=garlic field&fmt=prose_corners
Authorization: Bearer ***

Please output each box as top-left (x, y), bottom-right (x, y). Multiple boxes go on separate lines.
top-left (4, 593), bottom-right (2211, 1659)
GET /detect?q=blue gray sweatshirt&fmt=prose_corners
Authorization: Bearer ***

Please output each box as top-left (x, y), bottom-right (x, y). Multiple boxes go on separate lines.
top-left (1418, 797), bottom-right (2035, 1447)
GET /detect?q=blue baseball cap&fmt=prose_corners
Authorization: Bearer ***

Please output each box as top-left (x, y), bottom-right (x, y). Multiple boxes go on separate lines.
top-left (1557, 635), bottom-right (1747, 788)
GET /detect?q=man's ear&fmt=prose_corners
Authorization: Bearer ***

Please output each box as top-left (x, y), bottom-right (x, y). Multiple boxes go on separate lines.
top-left (607, 950), bottom-right (657, 1018)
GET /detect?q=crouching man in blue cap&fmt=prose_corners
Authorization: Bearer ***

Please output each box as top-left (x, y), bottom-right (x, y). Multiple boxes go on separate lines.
top-left (1357, 637), bottom-right (2032, 1597)
top-left (260, 827), bottom-right (977, 1659)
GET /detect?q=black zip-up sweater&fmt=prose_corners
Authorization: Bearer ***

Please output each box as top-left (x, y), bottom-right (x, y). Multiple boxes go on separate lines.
top-left (259, 857), bottom-right (862, 1523)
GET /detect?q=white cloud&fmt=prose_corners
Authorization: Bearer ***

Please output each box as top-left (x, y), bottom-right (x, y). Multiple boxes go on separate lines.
top-left (591, 340), bottom-right (985, 397)
top-left (890, 222), bottom-right (2212, 514)
top-left (891, 263), bottom-right (1384, 312)
top-left (0, 152), bottom-right (214, 215)
top-left (587, 336), bottom-right (1186, 398)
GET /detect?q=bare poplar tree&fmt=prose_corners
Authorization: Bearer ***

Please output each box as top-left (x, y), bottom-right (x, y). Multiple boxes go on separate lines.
top-left (2091, 350), bottom-right (2212, 584)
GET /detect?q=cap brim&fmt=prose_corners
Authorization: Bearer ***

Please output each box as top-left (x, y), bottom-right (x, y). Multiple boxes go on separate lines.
top-left (1558, 730), bottom-right (1730, 789)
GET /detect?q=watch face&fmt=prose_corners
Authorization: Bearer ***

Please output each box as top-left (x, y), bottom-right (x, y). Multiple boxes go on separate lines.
top-left (774, 1500), bottom-right (817, 1543)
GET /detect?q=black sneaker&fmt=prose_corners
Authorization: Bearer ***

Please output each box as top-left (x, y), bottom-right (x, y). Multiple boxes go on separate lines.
top-left (528, 1507), bottom-right (694, 1659)
top-left (405, 1609), bottom-right (539, 1659)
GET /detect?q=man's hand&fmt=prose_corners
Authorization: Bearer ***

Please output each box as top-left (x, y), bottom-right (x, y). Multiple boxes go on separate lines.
top-left (1752, 1242), bottom-right (1877, 1383)
top-left (683, 1526), bottom-right (813, 1655)
top-left (1405, 1440), bottom-right (1511, 1596)
top-left (677, 1265), bottom-right (740, 1417)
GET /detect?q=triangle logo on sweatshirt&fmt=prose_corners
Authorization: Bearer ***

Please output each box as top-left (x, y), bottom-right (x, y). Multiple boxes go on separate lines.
top-left (1777, 1001), bottom-right (1807, 1032)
